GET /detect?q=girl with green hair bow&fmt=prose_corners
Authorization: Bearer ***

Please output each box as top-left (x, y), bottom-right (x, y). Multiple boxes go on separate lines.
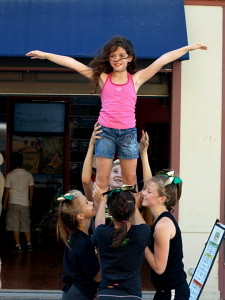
top-left (141, 170), bottom-right (189, 300)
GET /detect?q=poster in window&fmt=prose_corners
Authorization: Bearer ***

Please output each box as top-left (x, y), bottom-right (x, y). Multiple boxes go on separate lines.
top-left (12, 135), bottom-right (64, 175)
top-left (12, 135), bottom-right (43, 174)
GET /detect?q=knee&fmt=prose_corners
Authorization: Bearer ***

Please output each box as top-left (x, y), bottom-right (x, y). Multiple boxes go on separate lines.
top-left (96, 173), bottom-right (110, 189)
top-left (122, 173), bottom-right (136, 185)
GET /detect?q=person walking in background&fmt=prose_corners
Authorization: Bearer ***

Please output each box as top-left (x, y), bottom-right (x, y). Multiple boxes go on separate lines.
top-left (26, 37), bottom-right (207, 192)
top-left (56, 190), bottom-right (100, 300)
top-left (142, 170), bottom-right (190, 300)
top-left (3, 152), bottom-right (34, 253)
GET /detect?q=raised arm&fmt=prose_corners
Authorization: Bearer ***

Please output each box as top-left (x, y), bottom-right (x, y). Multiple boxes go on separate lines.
top-left (139, 130), bottom-right (152, 184)
top-left (133, 42), bottom-right (208, 90)
top-left (132, 203), bottom-right (146, 225)
top-left (138, 130), bottom-right (154, 225)
top-left (82, 123), bottom-right (102, 201)
top-left (26, 50), bottom-right (94, 79)
top-left (92, 182), bottom-right (108, 228)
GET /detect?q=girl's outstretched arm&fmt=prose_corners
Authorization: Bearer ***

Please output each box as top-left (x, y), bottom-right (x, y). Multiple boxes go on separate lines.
top-left (138, 130), bottom-right (154, 225)
top-left (26, 50), bottom-right (94, 79)
top-left (82, 123), bottom-right (102, 201)
top-left (139, 130), bottom-right (152, 184)
top-left (92, 182), bottom-right (108, 227)
top-left (134, 42), bottom-right (208, 90)
top-left (132, 205), bottom-right (146, 225)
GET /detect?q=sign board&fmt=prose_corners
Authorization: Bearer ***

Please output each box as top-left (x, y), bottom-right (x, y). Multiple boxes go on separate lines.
top-left (189, 220), bottom-right (225, 300)
top-left (14, 102), bottom-right (66, 133)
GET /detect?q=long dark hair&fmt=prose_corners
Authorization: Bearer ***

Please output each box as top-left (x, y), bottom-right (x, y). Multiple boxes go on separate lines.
top-left (107, 190), bottom-right (135, 247)
top-left (89, 35), bottom-right (137, 93)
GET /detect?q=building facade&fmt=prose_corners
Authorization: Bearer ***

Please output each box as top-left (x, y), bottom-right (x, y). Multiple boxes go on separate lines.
top-left (0, 1), bottom-right (224, 299)
top-left (181, 2), bottom-right (225, 299)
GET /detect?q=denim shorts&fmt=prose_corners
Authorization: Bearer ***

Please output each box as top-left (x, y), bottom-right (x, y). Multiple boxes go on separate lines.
top-left (94, 125), bottom-right (139, 159)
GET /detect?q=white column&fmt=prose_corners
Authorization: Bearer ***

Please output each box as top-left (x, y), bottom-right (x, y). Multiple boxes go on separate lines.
top-left (180, 5), bottom-right (222, 300)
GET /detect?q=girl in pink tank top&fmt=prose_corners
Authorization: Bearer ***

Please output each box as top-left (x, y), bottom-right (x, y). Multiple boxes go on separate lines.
top-left (26, 37), bottom-right (207, 192)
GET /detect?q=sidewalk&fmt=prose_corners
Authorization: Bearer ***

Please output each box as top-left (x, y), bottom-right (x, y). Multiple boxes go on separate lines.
top-left (0, 290), bottom-right (62, 300)
top-left (0, 290), bottom-right (155, 300)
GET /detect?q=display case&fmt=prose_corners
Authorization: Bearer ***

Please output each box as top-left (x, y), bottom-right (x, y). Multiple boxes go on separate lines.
top-left (69, 96), bottom-right (101, 190)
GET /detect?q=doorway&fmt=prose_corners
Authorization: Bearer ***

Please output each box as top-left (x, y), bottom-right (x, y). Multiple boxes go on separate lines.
top-left (0, 92), bottom-right (171, 291)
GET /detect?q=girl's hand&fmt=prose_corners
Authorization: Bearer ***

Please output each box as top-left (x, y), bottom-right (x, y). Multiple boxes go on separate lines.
top-left (189, 43), bottom-right (208, 51)
top-left (90, 122), bottom-right (103, 146)
top-left (138, 130), bottom-right (149, 155)
top-left (26, 50), bottom-right (47, 59)
top-left (92, 182), bottom-right (108, 202)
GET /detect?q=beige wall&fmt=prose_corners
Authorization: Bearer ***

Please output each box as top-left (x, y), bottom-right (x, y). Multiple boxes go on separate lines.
top-left (180, 5), bottom-right (222, 299)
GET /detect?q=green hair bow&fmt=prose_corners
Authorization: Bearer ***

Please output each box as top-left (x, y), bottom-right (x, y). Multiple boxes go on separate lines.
top-left (57, 191), bottom-right (81, 201)
top-left (158, 170), bottom-right (182, 187)
top-left (102, 184), bottom-right (137, 198)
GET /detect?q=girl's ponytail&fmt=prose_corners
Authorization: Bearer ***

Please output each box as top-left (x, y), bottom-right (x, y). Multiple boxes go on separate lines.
top-left (106, 190), bottom-right (135, 248)
top-left (56, 190), bottom-right (82, 247)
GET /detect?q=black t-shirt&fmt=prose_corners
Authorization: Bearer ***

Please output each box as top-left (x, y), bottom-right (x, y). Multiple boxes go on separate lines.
top-left (92, 224), bottom-right (151, 297)
top-left (150, 211), bottom-right (187, 290)
top-left (62, 229), bottom-right (100, 299)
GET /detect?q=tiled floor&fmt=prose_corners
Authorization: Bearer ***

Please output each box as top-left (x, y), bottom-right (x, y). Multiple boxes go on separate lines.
top-left (0, 232), bottom-right (154, 291)
top-left (1, 233), bottom-right (65, 290)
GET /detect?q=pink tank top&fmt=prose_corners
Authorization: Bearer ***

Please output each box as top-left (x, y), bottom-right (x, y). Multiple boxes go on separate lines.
top-left (98, 73), bottom-right (137, 129)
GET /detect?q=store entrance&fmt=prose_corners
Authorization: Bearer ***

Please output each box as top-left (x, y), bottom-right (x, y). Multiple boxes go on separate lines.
top-left (0, 96), bottom-right (69, 290)
top-left (0, 94), bottom-right (171, 291)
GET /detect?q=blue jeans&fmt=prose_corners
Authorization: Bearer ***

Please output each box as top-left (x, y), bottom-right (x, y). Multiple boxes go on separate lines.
top-left (94, 125), bottom-right (139, 159)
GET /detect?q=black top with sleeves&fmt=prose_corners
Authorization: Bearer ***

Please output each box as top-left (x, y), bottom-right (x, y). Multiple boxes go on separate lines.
top-left (149, 211), bottom-right (187, 290)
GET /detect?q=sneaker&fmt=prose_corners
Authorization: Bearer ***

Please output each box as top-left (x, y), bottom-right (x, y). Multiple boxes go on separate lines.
top-left (15, 246), bottom-right (23, 253)
top-left (26, 244), bottom-right (32, 252)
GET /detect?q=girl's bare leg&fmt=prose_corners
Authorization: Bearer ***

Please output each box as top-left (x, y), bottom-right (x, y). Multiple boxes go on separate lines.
top-left (95, 157), bottom-right (113, 190)
top-left (120, 158), bottom-right (137, 186)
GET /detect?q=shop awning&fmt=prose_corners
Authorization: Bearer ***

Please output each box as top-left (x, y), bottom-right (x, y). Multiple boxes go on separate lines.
top-left (0, 0), bottom-right (189, 60)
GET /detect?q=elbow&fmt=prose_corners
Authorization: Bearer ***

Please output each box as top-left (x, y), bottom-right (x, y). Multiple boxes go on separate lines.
top-left (82, 178), bottom-right (91, 185)
top-left (93, 270), bottom-right (101, 282)
top-left (154, 266), bottom-right (166, 275)
top-left (82, 179), bottom-right (89, 185)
